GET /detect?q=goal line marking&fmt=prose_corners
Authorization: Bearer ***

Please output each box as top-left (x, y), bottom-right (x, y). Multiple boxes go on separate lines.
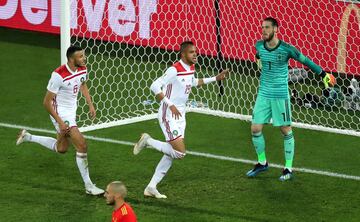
top-left (1, 122), bottom-right (359, 181)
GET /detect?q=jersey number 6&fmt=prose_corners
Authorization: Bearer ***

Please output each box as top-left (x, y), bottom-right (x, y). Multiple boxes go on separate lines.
top-left (73, 85), bottom-right (78, 94)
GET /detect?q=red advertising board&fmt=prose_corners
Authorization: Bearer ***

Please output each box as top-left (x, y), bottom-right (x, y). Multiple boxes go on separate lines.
top-left (0, 0), bottom-right (358, 74)
top-left (72, 0), bottom-right (218, 56)
top-left (0, 0), bottom-right (218, 56)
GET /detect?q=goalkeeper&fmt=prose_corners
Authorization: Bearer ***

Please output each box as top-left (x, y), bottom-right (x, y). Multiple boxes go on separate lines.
top-left (246, 17), bottom-right (336, 181)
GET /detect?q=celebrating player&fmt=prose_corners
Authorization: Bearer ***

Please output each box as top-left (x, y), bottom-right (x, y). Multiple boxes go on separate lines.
top-left (247, 17), bottom-right (336, 181)
top-left (16, 45), bottom-right (104, 195)
top-left (133, 41), bottom-right (230, 198)
top-left (104, 181), bottom-right (137, 222)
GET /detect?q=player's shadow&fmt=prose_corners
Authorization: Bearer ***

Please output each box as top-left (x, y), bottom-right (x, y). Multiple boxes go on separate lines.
top-left (127, 197), bottom-right (275, 222)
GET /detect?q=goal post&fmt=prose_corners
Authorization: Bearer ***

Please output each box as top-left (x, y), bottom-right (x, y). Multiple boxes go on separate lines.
top-left (60, 0), bottom-right (71, 65)
top-left (62, 0), bottom-right (360, 136)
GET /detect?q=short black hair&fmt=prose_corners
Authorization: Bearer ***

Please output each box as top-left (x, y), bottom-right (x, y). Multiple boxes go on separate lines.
top-left (264, 17), bottom-right (279, 27)
top-left (180, 41), bottom-right (194, 54)
top-left (66, 45), bottom-right (83, 59)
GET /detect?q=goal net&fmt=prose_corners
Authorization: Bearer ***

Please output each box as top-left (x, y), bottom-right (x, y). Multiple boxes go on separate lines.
top-left (70, 0), bottom-right (360, 136)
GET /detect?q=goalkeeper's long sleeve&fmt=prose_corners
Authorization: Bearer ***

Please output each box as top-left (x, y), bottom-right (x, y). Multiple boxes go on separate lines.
top-left (287, 44), bottom-right (335, 87)
top-left (288, 45), bottom-right (323, 75)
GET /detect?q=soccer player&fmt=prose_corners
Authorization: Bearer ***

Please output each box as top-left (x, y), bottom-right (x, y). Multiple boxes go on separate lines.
top-left (104, 181), bottom-right (137, 222)
top-left (16, 45), bottom-right (104, 195)
top-left (133, 41), bottom-right (229, 198)
top-left (246, 17), bottom-right (336, 181)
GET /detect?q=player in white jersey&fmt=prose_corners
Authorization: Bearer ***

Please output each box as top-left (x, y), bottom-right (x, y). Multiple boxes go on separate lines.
top-left (16, 46), bottom-right (104, 195)
top-left (133, 41), bottom-right (230, 198)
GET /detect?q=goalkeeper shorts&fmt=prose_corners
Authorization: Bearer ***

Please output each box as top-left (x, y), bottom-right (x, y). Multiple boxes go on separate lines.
top-left (252, 95), bottom-right (292, 126)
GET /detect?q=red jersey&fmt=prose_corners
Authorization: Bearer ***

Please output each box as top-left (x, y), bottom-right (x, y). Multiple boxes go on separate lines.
top-left (112, 203), bottom-right (137, 222)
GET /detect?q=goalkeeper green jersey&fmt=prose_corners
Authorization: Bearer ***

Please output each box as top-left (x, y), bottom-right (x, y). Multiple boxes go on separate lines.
top-left (255, 40), bottom-right (322, 99)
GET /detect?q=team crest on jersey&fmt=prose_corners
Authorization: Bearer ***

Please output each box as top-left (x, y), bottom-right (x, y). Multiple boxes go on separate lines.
top-left (277, 53), bottom-right (286, 61)
top-left (182, 79), bottom-right (185, 82)
top-left (80, 77), bottom-right (85, 83)
top-left (67, 82), bottom-right (71, 86)
top-left (172, 130), bottom-right (178, 136)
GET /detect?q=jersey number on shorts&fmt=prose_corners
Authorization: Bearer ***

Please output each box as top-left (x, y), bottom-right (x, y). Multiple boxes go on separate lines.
top-left (281, 113), bottom-right (286, 122)
top-left (185, 84), bottom-right (191, 94)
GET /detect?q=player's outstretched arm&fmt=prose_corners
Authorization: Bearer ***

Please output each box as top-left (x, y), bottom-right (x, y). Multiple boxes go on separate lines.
top-left (196, 69), bottom-right (230, 87)
top-left (43, 91), bottom-right (69, 135)
top-left (80, 82), bottom-right (96, 119)
top-left (289, 45), bottom-right (336, 88)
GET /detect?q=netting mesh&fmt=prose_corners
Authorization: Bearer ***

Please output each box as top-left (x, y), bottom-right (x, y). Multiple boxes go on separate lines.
top-left (71, 0), bottom-right (360, 133)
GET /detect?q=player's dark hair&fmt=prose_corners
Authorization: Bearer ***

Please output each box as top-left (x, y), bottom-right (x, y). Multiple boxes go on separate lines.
top-left (264, 17), bottom-right (279, 27)
top-left (180, 41), bottom-right (195, 54)
top-left (66, 45), bottom-right (83, 59)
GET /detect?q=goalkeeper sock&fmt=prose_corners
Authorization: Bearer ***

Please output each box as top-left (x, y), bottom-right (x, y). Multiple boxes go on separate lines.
top-left (27, 134), bottom-right (57, 152)
top-left (283, 131), bottom-right (295, 170)
top-left (148, 154), bottom-right (173, 188)
top-left (252, 132), bottom-right (266, 165)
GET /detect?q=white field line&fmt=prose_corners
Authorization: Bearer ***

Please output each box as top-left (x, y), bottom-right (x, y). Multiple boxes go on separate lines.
top-left (189, 108), bottom-right (360, 137)
top-left (1, 122), bottom-right (359, 181)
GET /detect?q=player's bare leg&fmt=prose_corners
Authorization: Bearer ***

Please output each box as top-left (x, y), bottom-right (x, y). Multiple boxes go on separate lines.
top-left (251, 124), bottom-right (263, 134)
top-left (55, 133), bottom-right (70, 153)
top-left (169, 138), bottom-right (186, 153)
top-left (279, 125), bottom-right (294, 181)
top-left (247, 124), bottom-right (269, 177)
top-left (68, 127), bottom-right (104, 195)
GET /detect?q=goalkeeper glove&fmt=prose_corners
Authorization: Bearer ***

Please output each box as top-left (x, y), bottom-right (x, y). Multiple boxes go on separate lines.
top-left (320, 71), bottom-right (336, 88)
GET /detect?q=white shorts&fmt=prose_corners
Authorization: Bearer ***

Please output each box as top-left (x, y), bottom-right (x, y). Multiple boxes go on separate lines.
top-left (50, 107), bottom-right (77, 133)
top-left (158, 104), bottom-right (186, 142)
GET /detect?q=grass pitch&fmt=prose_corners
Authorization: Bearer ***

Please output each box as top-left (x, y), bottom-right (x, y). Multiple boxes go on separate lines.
top-left (0, 28), bottom-right (359, 222)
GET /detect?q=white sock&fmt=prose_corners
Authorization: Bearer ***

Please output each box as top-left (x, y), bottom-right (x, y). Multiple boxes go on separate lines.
top-left (26, 134), bottom-right (57, 152)
top-left (76, 152), bottom-right (93, 185)
top-left (147, 138), bottom-right (185, 159)
top-left (148, 154), bottom-right (173, 188)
